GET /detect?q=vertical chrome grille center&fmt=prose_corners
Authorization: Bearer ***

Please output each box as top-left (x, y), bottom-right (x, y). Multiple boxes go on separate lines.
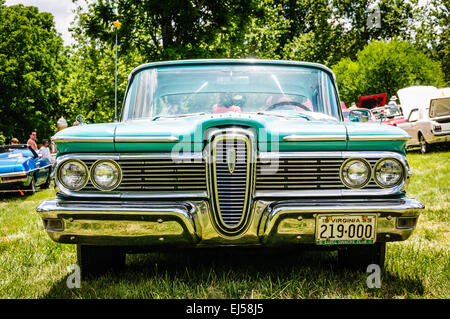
top-left (207, 129), bottom-right (255, 235)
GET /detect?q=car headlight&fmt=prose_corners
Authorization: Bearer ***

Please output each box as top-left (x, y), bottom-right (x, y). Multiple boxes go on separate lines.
top-left (340, 159), bottom-right (371, 188)
top-left (58, 160), bottom-right (89, 190)
top-left (90, 160), bottom-right (121, 191)
top-left (374, 158), bottom-right (403, 188)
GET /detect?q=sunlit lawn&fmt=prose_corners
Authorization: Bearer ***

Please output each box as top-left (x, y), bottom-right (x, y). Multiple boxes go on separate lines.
top-left (0, 152), bottom-right (448, 299)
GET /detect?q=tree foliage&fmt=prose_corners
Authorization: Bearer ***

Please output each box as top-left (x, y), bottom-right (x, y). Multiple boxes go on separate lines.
top-left (58, 38), bottom-right (145, 124)
top-left (332, 39), bottom-right (446, 104)
top-left (73, 0), bottom-right (261, 60)
top-left (412, 0), bottom-right (449, 83)
top-left (0, 2), bottom-right (65, 143)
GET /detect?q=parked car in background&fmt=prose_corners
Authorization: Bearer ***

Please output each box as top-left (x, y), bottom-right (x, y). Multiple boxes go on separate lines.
top-left (0, 144), bottom-right (52, 195)
top-left (37, 59), bottom-right (423, 277)
top-left (372, 105), bottom-right (406, 126)
top-left (398, 97), bottom-right (450, 153)
top-left (397, 86), bottom-right (438, 120)
top-left (358, 93), bottom-right (387, 109)
top-left (347, 108), bottom-right (377, 123)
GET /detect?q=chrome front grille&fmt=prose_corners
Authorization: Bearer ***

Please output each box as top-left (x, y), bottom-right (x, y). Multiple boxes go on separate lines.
top-left (257, 157), bottom-right (345, 190)
top-left (256, 156), bottom-right (383, 191)
top-left (82, 158), bottom-right (207, 192)
top-left (207, 129), bottom-right (256, 234)
top-left (214, 138), bottom-right (248, 227)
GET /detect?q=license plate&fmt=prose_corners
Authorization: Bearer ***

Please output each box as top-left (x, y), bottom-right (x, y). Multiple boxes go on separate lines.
top-left (315, 214), bottom-right (376, 245)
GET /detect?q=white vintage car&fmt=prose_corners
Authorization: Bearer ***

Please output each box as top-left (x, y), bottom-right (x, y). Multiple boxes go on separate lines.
top-left (398, 97), bottom-right (450, 153)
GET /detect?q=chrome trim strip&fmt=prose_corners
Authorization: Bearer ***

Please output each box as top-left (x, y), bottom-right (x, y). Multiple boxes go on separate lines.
top-left (348, 135), bottom-right (411, 141)
top-left (52, 136), bottom-right (114, 143)
top-left (282, 134), bottom-right (346, 141)
top-left (55, 153), bottom-right (202, 163)
top-left (254, 187), bottom-right (406, 198)
top-left (114, 136), bottom-right (179, 143)
top-left (0, 163), bottom-right (53, 178)
top-left (432, 130), bottom-right (450, 136)
top-left (259, 151), bottom-right (407, 160)
top-left (0, 171), bottom-right (29, 178)
top-left (56, 188), bottom-right (208, 199)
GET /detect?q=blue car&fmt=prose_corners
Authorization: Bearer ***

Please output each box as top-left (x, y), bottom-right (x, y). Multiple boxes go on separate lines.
top-left (0, 144), bottom-right (53, 195)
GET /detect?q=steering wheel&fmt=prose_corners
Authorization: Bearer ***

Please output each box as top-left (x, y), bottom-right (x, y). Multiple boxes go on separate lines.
top-left (265, 101), bottom-right (311, 111)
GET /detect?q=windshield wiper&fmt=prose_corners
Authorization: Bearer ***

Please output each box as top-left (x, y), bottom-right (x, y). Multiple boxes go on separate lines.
top-left (256, 111), bottom-right (311, 120)
top-left (152, 112), bottom-right (207, 121)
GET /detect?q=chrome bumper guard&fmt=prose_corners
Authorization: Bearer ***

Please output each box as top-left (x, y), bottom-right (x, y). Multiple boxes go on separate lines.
top-left (37, 197), bottom-right (424, 246)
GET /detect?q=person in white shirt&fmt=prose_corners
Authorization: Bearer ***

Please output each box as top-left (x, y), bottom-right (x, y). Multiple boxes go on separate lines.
top-left (38, 139), bottom-right (51, 160)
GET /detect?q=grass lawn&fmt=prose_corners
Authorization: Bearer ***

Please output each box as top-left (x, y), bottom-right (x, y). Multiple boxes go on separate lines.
top-left (0, 152), bottom-right (448, 299)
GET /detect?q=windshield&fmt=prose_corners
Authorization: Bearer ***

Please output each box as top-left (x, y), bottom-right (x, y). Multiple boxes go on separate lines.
top-left (385, 107), bottom-right (402, 118)
top-left (430, 97), bottom-right (450, 118)
top-left (122, 64), bottom-right (340, 121)
top-left (349, 109), bottom-right (375, 122)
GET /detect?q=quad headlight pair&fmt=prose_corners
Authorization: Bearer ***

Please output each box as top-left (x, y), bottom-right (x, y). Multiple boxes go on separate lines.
top-left (340, 158), bottom-right (404, 189)
top-left (57, 159), bottom-right (121, 191)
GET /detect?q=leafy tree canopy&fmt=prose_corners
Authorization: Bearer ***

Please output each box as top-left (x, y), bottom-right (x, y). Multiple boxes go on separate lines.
top-left (332, 39), bottom-right (446, 105)
top-left (72, 0), bottom-right (261, 60)
top-left (0, 2), bottom-right (65, 143)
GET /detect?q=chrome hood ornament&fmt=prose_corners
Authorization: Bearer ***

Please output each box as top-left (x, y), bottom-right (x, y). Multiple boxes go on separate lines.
top-left (227, 148), bottom-right (236, 174)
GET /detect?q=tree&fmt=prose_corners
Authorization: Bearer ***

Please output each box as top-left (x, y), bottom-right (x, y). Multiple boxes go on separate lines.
top-left (58, 39), bottom-right (145, 124)
top-left (0, 2), bottom-right (65, 142)
top-left (332, 39), bottom-right (445, 104)
top-left (412, 0), bottom-right (449, 83)
top-left (72, 0), bottom-right (260, 61)
top-left (280, 0), bottom-right (415, 65)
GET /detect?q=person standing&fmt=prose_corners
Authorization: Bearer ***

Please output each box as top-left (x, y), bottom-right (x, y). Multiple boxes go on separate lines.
top-left (38, 139), bottom-right (51, 160)
top-left (27, 131), bottom-right (38, 150)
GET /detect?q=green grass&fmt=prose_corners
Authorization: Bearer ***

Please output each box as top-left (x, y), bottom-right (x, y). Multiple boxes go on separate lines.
top-left (0, 152), bottom-right (448, 299)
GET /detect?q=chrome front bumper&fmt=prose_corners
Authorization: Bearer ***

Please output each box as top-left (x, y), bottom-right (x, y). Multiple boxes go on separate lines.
top-left (37, 197), bottom-right (424, 246)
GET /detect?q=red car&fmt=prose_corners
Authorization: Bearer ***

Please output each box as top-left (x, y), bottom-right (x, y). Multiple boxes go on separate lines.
top-left (375, 106), bottom-right (406, 126)
top-left (358, 93), bottom-right (387, 109)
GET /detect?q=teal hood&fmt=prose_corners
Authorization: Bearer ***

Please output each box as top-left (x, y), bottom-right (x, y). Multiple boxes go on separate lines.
top-left (52, 113), bottom-right (410, 154)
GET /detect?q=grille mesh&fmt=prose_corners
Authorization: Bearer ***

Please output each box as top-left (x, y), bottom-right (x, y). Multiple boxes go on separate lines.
top-left (256, 157), bottom-right (381, 190)
top-left (82, 159), bottom-right (207, 192)
top-left (214, 138), bottom-right (248, 227)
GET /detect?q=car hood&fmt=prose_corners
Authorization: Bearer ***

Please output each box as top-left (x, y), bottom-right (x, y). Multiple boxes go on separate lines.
top-left (52, 113), bottom-right (409, 154)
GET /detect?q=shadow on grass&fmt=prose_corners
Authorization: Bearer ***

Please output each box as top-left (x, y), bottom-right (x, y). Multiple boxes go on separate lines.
top-left (42, 247), bottom-right (424, 299)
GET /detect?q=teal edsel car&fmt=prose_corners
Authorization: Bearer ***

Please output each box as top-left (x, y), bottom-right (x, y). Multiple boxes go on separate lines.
top-left (37, 59), bottom-right (424, 277)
